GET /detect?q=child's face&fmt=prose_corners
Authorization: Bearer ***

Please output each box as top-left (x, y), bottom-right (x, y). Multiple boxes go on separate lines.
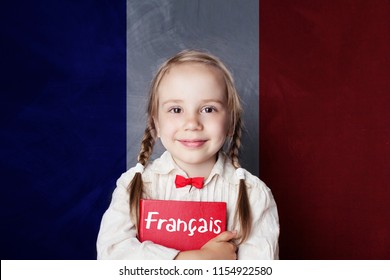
top-left (154, 63), bottom-right (230, 175)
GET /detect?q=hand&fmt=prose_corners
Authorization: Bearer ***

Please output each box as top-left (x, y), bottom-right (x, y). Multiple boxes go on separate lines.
top-left (174, 231), bottom-right (237, 260)
top-left (200, 231), bottom-right (238, 260)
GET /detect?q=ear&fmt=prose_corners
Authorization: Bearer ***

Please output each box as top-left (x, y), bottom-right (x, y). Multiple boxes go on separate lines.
top-left (227, 126), bottom-right (234, 137)
top-left (226, 118), bottom-right (235, 137)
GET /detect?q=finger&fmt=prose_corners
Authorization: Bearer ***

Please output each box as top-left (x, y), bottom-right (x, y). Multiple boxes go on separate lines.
top-left (214, 230), bottom-right (237, 242)
top-left (229, 240), bottom-right (238, 251)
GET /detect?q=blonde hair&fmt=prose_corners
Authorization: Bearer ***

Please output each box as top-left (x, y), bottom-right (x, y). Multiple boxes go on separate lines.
top-left (129, 49), bottom-right (252, 244)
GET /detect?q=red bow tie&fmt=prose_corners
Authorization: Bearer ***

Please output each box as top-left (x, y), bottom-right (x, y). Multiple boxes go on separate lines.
top-left (175, 175), bottom-right (204, 189)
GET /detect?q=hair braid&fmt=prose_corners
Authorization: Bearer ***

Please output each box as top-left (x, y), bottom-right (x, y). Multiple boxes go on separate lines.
top-left (137, 118), bottom-right (156, 165)
top-left (229, 116), bottom-right (243, 169)
top-left (229, 117), bottom-right (252, 244)
top-left (128, 117), bottom-right (156, 228)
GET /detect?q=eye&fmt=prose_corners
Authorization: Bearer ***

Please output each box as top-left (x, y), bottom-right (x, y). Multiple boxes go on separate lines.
top-left (168, 107), bottom-right (182, 114)
top-left (201, 106), bottom-right (217, 113)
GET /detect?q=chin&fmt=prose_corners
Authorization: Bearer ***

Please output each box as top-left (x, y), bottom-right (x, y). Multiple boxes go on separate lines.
top-left (180, 154), bottom-right (217, 165)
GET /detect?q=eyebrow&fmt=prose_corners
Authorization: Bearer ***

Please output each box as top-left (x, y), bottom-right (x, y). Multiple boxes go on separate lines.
top-left (161, 99), bottom-right (225, 106)
top-left (161, 99), bottom-right (183, 106)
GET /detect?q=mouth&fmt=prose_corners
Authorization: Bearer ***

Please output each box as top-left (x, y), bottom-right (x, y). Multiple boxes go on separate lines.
top-left (178, 139), bottom-right (207, 148)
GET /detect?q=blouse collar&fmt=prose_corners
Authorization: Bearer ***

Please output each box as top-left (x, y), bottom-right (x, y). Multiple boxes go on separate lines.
top-left (150, 150), bottom-right (230, 185)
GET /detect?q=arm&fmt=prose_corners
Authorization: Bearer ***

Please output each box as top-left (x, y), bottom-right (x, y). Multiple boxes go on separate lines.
top-left (174, 231), bottom-right (238, 260)
top-left (96, 171), bottom-right (179, 260)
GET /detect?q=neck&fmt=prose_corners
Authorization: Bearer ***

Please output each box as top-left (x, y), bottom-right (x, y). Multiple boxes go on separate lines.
top-left (173, 155), bottom-right (217, 178)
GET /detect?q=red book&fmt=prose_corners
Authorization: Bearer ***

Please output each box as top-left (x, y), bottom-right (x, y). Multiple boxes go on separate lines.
top-left (138, 199), bottom-right (226, 251)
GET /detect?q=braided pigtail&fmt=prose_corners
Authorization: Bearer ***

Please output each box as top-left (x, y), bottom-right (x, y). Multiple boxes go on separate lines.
top-left (128, 117), bottom-right (156, 229)
top-left (229, 117), bottom-right (252, 245)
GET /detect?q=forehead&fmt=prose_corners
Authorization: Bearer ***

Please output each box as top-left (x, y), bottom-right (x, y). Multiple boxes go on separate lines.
top-left (158, 62), bottom-right (226, 95)
top-left (164, 62), bottom-right (223, 78)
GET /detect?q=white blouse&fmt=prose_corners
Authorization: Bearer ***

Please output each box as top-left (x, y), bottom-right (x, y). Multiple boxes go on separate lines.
top-left (96, 151), bottom-right (279, 260)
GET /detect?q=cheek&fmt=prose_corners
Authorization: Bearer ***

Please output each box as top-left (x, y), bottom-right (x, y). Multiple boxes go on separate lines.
top-left (154, 112), bottom-right (175, 137)
top-left (209, 117), bottom-right (230, 138)
top-left (157, 119), bottom-right (177, 137)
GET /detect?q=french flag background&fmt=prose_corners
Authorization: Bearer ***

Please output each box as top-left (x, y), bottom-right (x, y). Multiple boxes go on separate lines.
top-left (1, 0), bottom-right (389, 260)
top-left (1, 1), bottom-right (126, 259)
top-left (261, 0), bottom-right (390, 259)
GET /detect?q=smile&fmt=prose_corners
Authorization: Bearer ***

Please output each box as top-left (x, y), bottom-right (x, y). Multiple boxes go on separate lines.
top-left (178, 139), bottom-right (207, 148)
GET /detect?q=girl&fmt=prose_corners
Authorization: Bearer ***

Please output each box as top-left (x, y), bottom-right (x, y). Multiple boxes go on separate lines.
top-left (97, 50), bottom-right (279, 260)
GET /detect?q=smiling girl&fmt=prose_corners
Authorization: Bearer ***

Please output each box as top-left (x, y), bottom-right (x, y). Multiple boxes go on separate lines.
top-left (96, 50), bottom-right (279, 260)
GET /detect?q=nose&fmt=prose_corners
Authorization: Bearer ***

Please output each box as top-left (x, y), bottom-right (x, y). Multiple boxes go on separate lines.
top-left (184, 112), bottom-right (202, 131)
